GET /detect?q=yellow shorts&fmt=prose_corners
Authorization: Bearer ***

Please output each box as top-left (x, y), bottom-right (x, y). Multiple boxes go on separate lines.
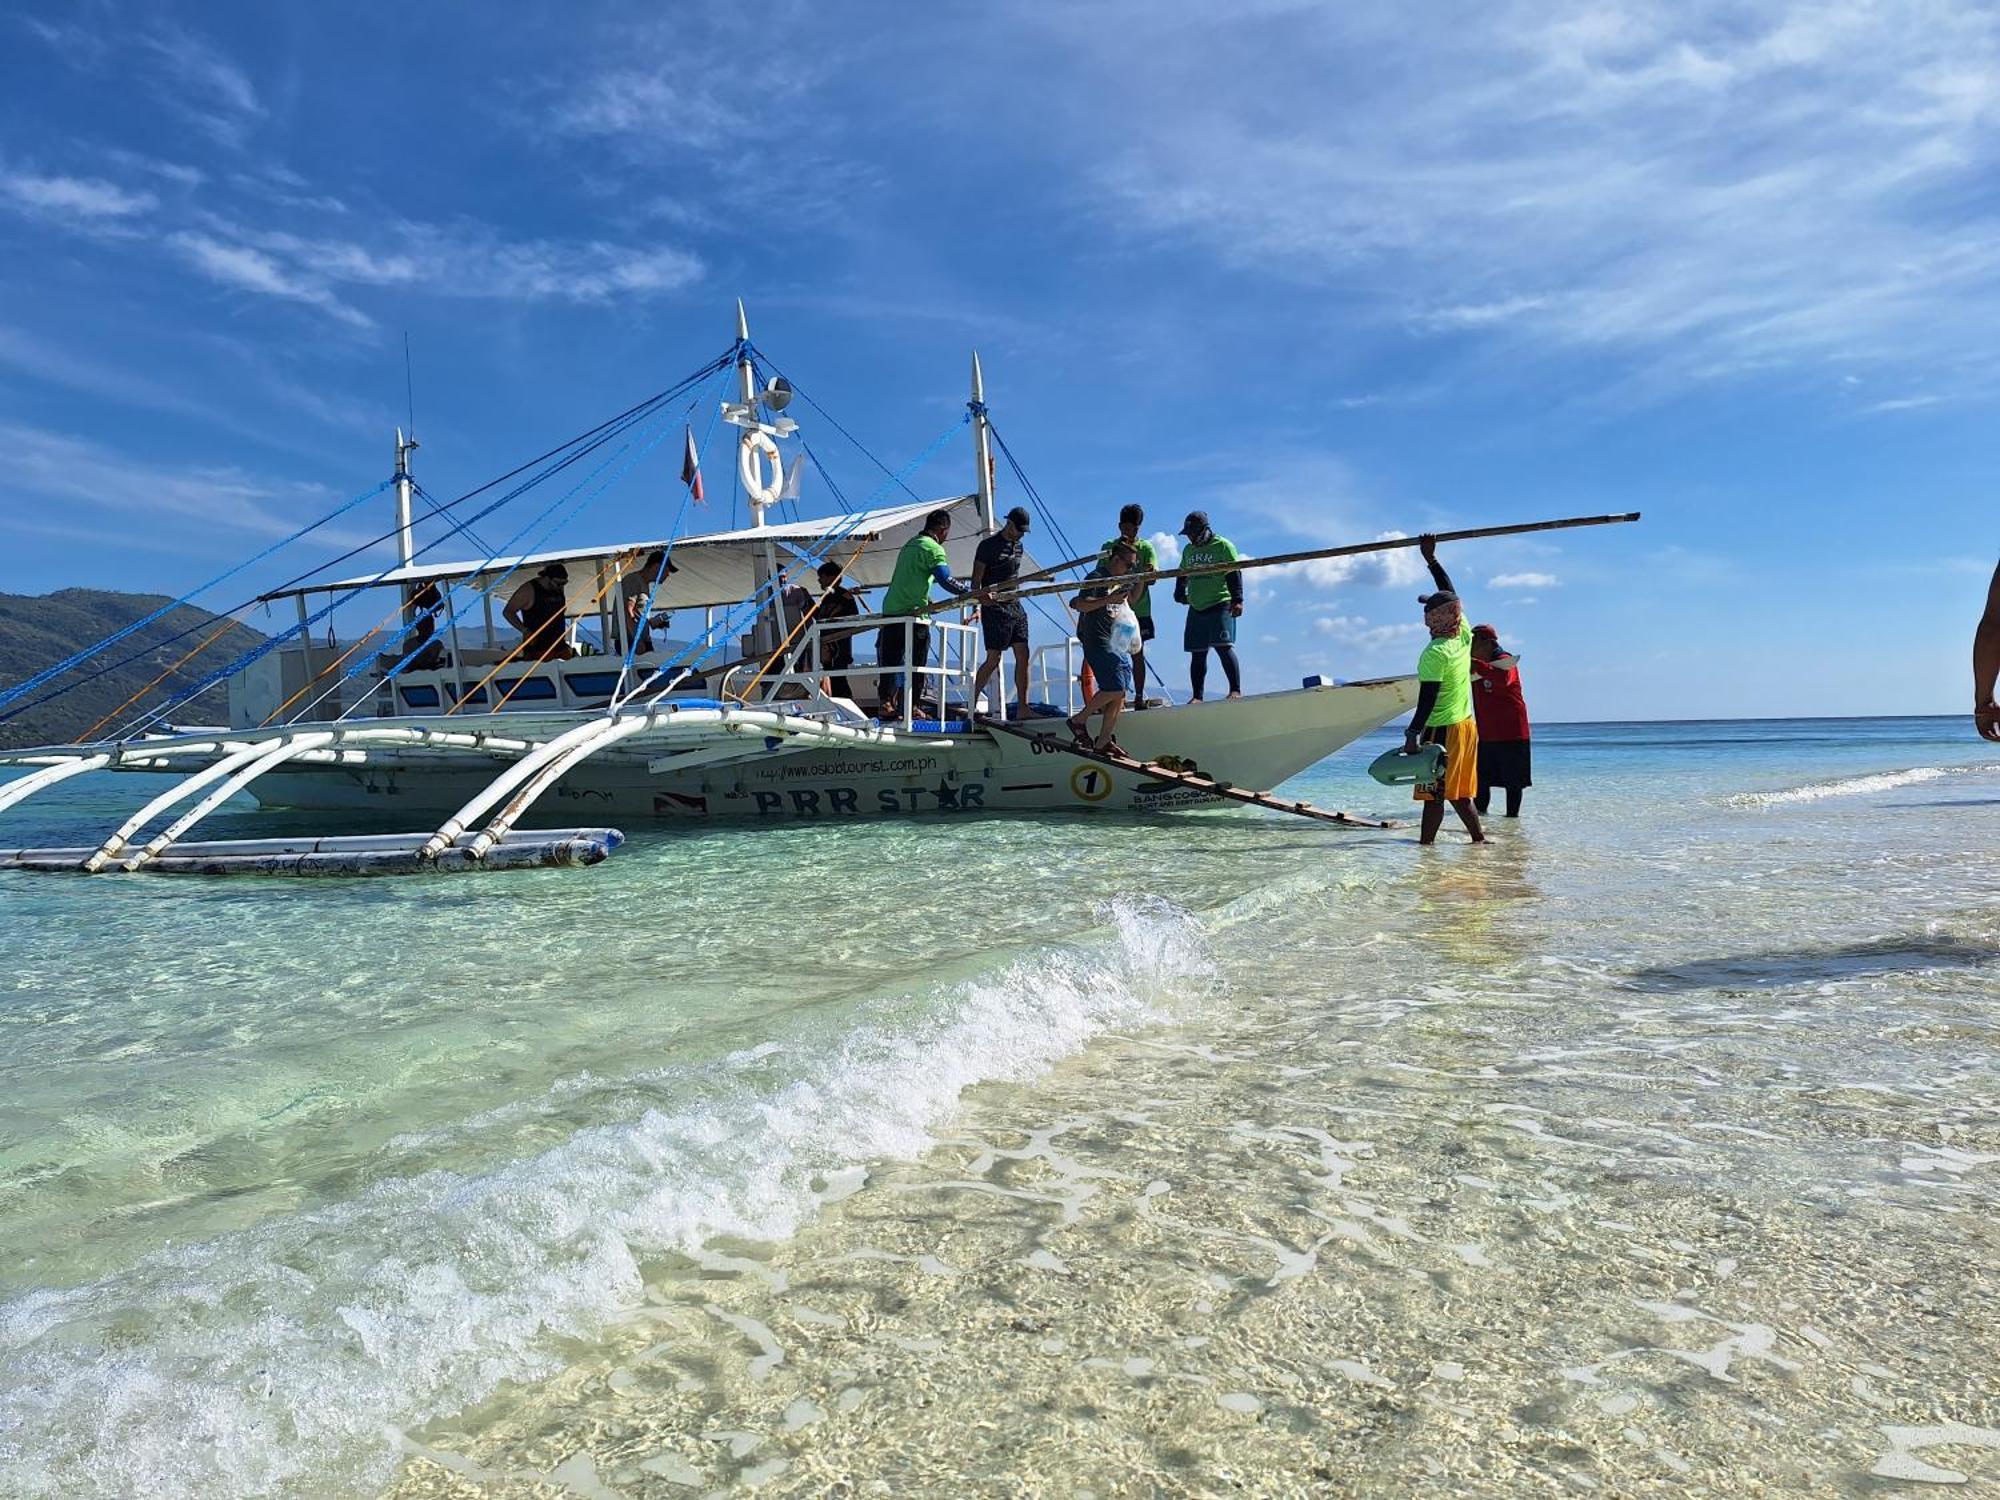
top-left (1414, 716), bottom-right (1479, 802)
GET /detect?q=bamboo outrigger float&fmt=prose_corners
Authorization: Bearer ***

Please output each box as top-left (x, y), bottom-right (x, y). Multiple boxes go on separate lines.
top-left (0, 305), bottom-right (1638, 875)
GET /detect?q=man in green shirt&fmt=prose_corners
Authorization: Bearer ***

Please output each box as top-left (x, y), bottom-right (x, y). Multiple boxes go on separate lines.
top-left (1101, 503), bottom-right (1160, 707)
top-left (1401, 534), bottom-right (1485, 845)
top-left (876, 508), bottom-right (969, 719)
top-left (1172, 510), bottom-right (1243, 700)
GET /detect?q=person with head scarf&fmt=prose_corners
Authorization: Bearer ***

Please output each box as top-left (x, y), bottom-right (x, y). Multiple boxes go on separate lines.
top-left (1400, 534), bottom-right (1485, 845)
top-left (1470, 623), bottom-right (1530, 817)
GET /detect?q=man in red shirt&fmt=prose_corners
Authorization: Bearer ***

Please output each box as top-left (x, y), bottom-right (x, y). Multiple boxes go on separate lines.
top-left (1470, 624), bottom-right (1530, 818)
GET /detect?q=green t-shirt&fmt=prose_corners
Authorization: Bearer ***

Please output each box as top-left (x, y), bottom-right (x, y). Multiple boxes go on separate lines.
top-left (1417, 618), bottom-right (1473, 727)
top-left (1182, 535), bottom-right (1241, 612)
top-left (883, 534), bottom-right (950, 615)
top-left (1100, 536), bottom-right (1159, 617)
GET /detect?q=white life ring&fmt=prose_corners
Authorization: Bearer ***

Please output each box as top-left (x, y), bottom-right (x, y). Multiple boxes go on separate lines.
top-left (739, 430), bottom-right (783, 506)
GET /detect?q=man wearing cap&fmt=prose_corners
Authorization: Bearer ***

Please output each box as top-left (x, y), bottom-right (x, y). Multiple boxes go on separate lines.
top-left (1470, 623), bottom-right (1531, 818)
top-left (504, 562), bottom-right (575, 662)
top-left (1173, 510), bottom-right (1244, 700)
top-left (877, 508), bottom-right (970, 719)
top-left (971, 505), bottom-right (1034, 718)
top-left (620, 549), bottom-right (678, 655)
top-left (1102, 504), bottom-right (1160, 707)
top-left (1401, 535), bottom-right (1485, 844)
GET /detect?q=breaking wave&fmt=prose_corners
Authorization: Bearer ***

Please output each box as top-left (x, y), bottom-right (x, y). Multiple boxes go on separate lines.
top-left (0, 899), bottom-right (1211, 1500)
top-left (1726, 763), bottom-right (2000, 807)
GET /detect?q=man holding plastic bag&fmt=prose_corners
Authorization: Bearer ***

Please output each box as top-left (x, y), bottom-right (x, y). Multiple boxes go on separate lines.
top-left (1067, 539), bottom-right (1143, 757)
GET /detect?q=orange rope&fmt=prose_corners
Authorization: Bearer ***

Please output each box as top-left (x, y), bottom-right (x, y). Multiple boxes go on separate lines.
top-left (732, 542), bottom-right (869, 704)
top-left (449, 559), bottom-right (632, 716)
top-left (79, 616), bottom-right (242, 742)
top-left (259, 620), bottom-right (389, 726)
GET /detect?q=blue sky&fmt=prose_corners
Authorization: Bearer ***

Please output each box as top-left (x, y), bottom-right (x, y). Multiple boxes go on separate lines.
top-left (0, 1), bottom-right (1994, 721)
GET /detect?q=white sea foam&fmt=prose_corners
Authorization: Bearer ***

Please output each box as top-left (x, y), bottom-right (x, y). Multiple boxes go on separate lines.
top-left (1726, 763), bottom-right (1999, 807)
top-left (0, 898), bottom-right (1210, 1500)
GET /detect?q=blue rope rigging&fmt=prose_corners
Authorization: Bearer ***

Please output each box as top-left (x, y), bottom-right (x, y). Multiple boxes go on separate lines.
top-left (331, 395), bottom-right (703, 720)
top-left (2, 352), bottom-right (738, 734)
top-left (611, 369), bottom-right (731, 692)
top-left (750, 349), bottom-right (923, 503)
top-left (114, 358), bottom-right (733, 738)
top-left (619, 409), bottom-right (972, 706)
top-left (0, 476), bottom-right (394, 715)
top-left (411, 479), bottom-right (497, 557)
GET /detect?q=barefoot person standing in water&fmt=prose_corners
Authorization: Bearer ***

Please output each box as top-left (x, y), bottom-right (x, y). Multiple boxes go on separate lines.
top-left (1402, 534), bottom-right (1486, 845)
top-left (1976, 558), bottom-right (1999, 742)
top-left (1471, 623), bottom-right (1531, 818)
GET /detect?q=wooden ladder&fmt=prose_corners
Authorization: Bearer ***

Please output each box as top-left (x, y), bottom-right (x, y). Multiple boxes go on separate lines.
top-left (980, 718), bottom-right (1396, 828)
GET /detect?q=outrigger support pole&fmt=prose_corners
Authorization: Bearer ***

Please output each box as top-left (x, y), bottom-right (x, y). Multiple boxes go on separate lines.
top-left (964, 512), bottom-right (1643, 610)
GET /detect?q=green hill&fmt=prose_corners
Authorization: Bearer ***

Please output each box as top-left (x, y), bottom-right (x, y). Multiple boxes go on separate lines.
top-left (0, 590), bottom-right (265, 750)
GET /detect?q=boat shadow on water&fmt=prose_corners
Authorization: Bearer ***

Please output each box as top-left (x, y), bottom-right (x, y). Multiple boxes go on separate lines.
top-left (1624, 935), bottom-right (1996, 992)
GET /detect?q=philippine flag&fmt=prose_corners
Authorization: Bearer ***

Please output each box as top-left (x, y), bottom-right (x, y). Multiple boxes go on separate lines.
top-left (681, 426), bottom-right (704, 503)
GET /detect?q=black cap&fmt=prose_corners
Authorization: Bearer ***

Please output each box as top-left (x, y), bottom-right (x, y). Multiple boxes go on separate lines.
top-left (1006, 505), bottom-right (1032, 531)
top-left (542, 562), bottom-right (569, 582)
top-left (1179, 510), bottom-right (1209, 537)
top-left (1417, 589), bottom-right (1458, 608)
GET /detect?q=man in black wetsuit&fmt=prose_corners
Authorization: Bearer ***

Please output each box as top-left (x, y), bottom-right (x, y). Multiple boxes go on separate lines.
top-left (971, 505), bottom-right (1034, 718)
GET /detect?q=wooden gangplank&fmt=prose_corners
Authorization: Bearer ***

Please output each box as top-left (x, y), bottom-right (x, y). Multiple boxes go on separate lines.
top-left (979, 718), bottom-right (1396, 828)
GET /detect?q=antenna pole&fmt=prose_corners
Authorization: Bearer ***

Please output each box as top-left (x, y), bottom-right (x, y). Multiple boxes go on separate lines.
top-left (734, 298), bottom-right (769, 531)
top-left (969, 351), bottom-right (996, 534)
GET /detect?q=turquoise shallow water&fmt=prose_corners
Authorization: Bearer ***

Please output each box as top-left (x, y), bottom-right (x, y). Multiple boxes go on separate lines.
top-left (0, 715), bottom-right (1995, 1497)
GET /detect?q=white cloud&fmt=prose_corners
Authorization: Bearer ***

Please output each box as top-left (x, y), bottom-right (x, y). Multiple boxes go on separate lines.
top-left (1489, 571), bottom-right (1560, 589)
top-left (170, 232), bottom-right (375, 330)
top-left (1311, 614), bottom-right (1425, 650)
top-left (1273, 532), bottom-right (1428, 591)
top-left (1860, 394), bottom-right (1946, 415)
top-left (140, 23), bottom-right (265, 148)
top-left (1149, 530), bottom-right (1182, 569)
top-left (0, 171), bottom-right (156, 223)
top-left (1062, 1), bottom-right (2000, 384)
top-left (166, 219), bottom-right (703, 328)
top-left (0, 422), bottom-right (339, 539)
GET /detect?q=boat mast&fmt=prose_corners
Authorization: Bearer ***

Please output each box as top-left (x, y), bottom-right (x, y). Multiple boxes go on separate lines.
top-left (394, 428), bottom-right (420, 632)
top-left (393, 429), bottom-right (418, 570)
top-left (969, 351), bottom-right (997, 535)
top-left (734, 299), bottom-right (780, 656)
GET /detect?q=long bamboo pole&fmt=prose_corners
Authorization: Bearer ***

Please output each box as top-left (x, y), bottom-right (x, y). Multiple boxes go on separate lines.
top-left (945, 512), bottom-right (1639, 611)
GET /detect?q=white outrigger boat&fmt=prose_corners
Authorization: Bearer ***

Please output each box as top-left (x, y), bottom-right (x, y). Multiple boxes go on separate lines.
top-left (0, 306), bottom-right (1632, 874)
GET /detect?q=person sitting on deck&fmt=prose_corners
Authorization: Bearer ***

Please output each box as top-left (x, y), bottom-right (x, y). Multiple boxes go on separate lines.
top-left (1402, 534), bottom-right (1486, 846)
top-left (876, 509), bottom-right (969, 719)
top-left (504, 562), bottom-right (575, 663)
top-left (1976, 557), bottom-right (2000, 742)
top-left (620, 550), bottom-right (677, 655)
top-left (1067, 538), bottom-right (1142, 757)
top-left (1470, 623), bottom-right (1531, 818)
top-left (971, 505), bottom-right (1034, 719)
top-left (1102, 504), bottom-right (1159, 707)
top-left (809, 558), bottom-right (866, 701)
top-left (379, 579), bottom-right (448, 673)
top-left (1173, 510), bottom-right (1244, 701)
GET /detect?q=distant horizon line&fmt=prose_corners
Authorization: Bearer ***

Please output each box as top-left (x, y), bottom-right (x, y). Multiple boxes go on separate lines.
top-left (1372, 712), bottom-right (1967, 728)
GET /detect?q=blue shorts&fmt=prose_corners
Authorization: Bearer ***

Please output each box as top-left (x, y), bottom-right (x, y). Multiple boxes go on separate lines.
top-left (1082, 640), bottom-right (1134, 697)
top-left (1184, 604), bottom-right (1238, 651)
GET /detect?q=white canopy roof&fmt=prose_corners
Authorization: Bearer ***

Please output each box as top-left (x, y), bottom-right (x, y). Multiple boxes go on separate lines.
top-left (268, 494), bottom-right (1025, 613)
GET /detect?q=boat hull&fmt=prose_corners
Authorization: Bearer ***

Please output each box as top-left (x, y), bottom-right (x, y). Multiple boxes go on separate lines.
top-left (242, 679), bottom-right (1416, 822)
